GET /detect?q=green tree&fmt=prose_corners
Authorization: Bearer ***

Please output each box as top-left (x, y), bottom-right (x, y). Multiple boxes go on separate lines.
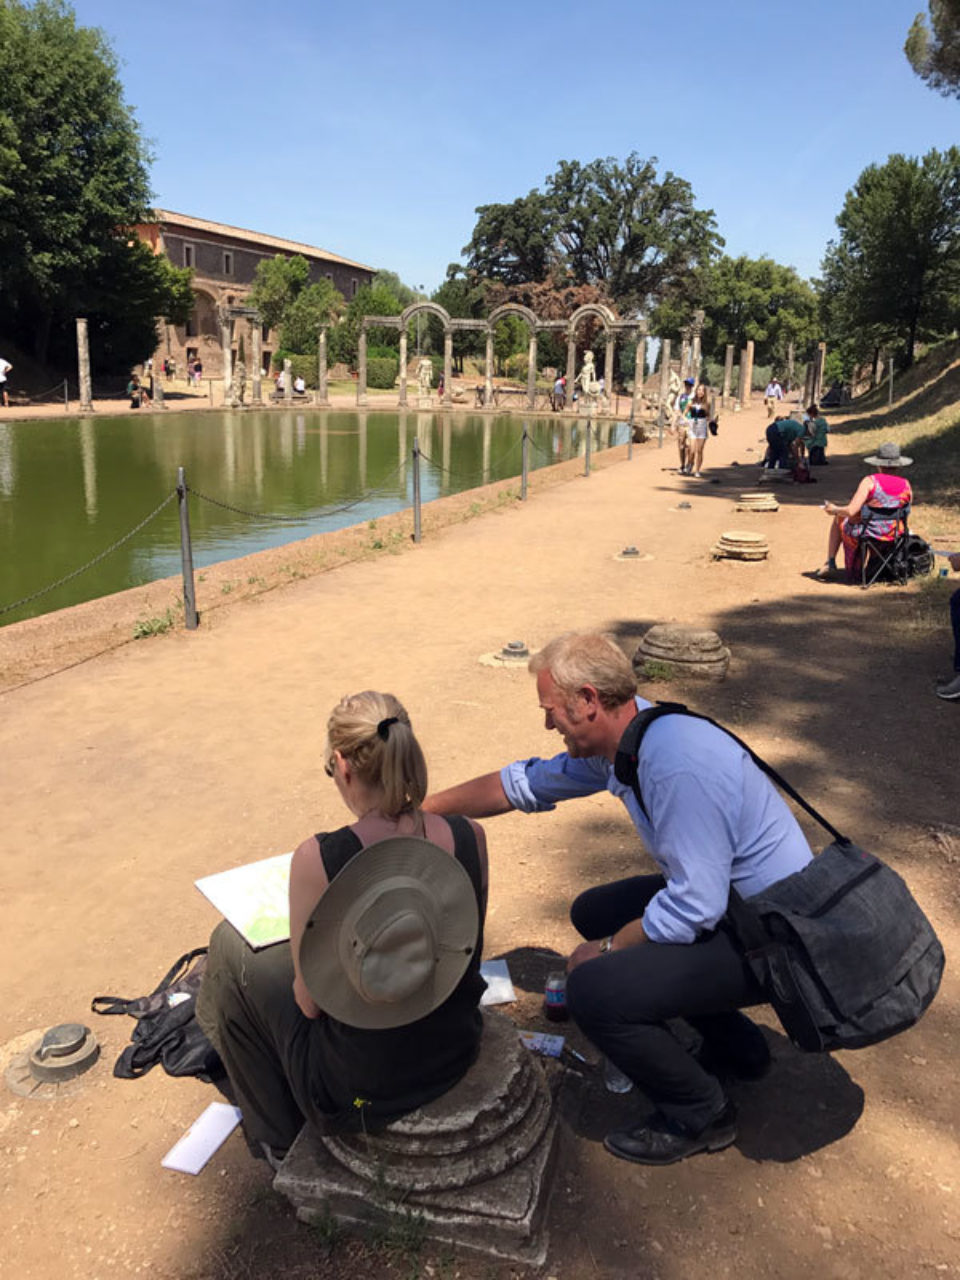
top-left (463, 154), bottom-right (721, 315)
top-left (820, 148), bottom-right (960, 365)
top-left (279, 280), bottom-right (344, 353)
top-left (372, 269), bottom-right (417, 307)
top-left (0, 0), bottom-right (191, 369)
top-left (463, 192), bottom-right (553, 285)
top-left (678, 255), bottom-right (819, 368)
top-left (247, 253), bottom-right (310, 331)
top-left (329, 281), bottom-right (404, 368)
top-left (905, 1), bottom-right (960, 97)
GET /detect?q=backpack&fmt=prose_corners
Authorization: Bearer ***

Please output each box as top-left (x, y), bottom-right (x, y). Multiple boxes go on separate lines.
top-left (614, 703), bottom-right (944, 1053)
top-left (91, 948), bottom-right (224, 1081)
top-left (906, 534), bottom-right (934, 579)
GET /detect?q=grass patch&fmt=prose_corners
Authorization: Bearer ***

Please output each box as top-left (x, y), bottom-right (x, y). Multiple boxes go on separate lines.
top-left (132, 608), bottom-right (175, 639)
top-left (639, 659), bottom-right (676, 681)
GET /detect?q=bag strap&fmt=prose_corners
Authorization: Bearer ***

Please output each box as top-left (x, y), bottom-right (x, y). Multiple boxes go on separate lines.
top-left (613, 702), bottom-right (848, 845)
top-left (91, 947), bottom-right (209, 1017)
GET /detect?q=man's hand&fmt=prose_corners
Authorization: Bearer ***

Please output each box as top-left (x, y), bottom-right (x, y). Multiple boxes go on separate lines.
top-left (567, 940), bottom-right (604, 972)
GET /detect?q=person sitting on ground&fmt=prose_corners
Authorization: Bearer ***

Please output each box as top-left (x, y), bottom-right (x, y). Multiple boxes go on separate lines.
top-left (196, 691), bottom-right (488, 1166)
top-left (763, 414), bottom-right (804, 471)
top-left (935, 552), bottom-right (960, 701)
top-left (803, 403), bottom-right (829, 465)
top-left (815, 441), bottom-right (913, 580)
top-left (424, 632), bottom-right (813, 1167)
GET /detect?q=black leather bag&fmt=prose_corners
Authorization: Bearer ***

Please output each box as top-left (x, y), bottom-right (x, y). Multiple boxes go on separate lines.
top-left (92, 948), bottom-right (224, 1081)
top-left (615, 703), bottom-right (945, 1053)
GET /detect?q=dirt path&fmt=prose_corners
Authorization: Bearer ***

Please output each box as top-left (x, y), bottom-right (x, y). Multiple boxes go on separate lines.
top-left (1, 401), bottom-right (958, 1280)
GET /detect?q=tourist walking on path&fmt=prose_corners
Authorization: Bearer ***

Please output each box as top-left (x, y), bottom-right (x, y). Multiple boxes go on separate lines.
top-left (764, 377), bottom-right (783, 419)
top-left (0, 354), bottom-right (11, 407)
top-left (685, 383), bottom-right (711, 477)
top-left (673, 376), bottom-right (695, 473)
top-left (424, 632), bottom-right (813, 1166)
top-left (935, 552), bottom-right (960, 701)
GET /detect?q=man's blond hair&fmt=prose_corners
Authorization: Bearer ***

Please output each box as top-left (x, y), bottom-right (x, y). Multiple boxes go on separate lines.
top-left (529, 632), bottom-right (636, 710)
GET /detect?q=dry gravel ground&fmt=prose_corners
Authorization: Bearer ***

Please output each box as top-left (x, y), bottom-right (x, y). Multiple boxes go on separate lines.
top-left (1, 400), bottom-right (958, 1280)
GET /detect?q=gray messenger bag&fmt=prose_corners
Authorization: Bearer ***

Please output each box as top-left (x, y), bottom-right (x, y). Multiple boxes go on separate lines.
top-left (615, 703), bottom-right (945, 1053)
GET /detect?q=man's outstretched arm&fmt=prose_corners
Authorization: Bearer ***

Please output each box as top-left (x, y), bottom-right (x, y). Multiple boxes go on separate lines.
top-left (423, 771), bottom-right (514, 818)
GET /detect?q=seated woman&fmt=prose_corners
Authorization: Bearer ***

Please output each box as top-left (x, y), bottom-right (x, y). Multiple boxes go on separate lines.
top-left (815, 441), bottom-right (913, 579)
top-left (196, 691), bottom-right (488, 1164)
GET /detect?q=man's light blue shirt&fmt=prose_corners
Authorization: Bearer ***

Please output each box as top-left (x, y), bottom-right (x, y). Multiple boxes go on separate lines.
top-left (500, 697), bottom-right (812, 945)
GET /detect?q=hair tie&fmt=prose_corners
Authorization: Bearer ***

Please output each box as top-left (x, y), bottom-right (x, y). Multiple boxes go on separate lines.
top-left (377, 716), bottom-right (399, 741)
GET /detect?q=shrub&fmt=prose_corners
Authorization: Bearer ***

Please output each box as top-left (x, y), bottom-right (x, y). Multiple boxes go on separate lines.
top-left (505, 352), bottom-right (529, 381)
top-left (367, 344), bottom-right (398, 361)
top-left (367, 356), bottom-right (399, 389)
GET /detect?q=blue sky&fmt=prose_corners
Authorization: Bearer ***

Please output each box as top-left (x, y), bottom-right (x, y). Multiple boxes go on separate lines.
top-left (74, 0), bottom-right (959, 293)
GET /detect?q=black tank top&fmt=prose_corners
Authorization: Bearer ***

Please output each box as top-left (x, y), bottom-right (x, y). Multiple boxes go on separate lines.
top-left (308, 814), bottom-right (486, 1128)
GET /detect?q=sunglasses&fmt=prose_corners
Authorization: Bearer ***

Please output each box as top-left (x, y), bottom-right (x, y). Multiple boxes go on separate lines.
top-left (324, 759), bottom-right (335, 778)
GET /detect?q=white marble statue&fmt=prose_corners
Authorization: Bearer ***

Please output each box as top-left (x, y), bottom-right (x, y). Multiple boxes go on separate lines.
top-left (417, 358), bottom-right (433, 397)
top-left (575, 351), bottom-right (604, 404)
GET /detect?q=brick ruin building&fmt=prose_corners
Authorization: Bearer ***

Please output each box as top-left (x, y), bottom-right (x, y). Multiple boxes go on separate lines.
top-left (135, 210), bottom-right (375, 378)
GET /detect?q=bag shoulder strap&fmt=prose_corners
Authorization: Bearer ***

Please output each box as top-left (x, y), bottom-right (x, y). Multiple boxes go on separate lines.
top-left (91, 947), bottom-right (209, 1017)
top-left (614, 701), bottom-right (847, 845)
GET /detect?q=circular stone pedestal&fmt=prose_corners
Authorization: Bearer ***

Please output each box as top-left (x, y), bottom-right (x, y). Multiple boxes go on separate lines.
top-left (274, 1010), bottom-right (559, 1264)
top-left (634, 624), bottom-right (730, 681)
top-left (736, 493), bottom-right (779, 513)
top-left (711, 529), bottom-right (769, 560)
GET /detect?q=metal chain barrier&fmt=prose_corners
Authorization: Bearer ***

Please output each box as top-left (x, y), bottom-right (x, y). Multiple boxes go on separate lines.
top-left (0, 490), bottom-right (178, 617)
top-left (17, 381), bottom-right (68, 405)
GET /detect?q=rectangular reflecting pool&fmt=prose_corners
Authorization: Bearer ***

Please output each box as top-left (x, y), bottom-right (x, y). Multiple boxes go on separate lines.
top-left (0, 408), bottom-right (627, 625)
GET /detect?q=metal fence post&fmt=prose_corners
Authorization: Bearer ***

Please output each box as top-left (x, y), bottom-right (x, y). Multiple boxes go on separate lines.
top-left (627, 420), bottom-right (633, 460)
top-left (63, 379), bottom-right (68, 412)
top-left (888, 358), bottom-right (895, 407)
top-left (176, 466), bottom-right (199, 630)
top-left (521, 426), bottom-right (529, 500)
top-left (585, 417), bottom-right (592, 476)
top-left (412, 438), bottom-right (422, 544)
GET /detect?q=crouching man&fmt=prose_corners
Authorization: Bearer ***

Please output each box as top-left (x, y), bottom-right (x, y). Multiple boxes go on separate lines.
top-left (424, 631), bottom-right (813, 1165)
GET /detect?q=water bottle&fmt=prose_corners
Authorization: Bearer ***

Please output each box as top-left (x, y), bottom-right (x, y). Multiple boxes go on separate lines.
top-left (543, 972), bottom-right (569, 1022)
top-left (603, 1056), bottom-right (634, 1094)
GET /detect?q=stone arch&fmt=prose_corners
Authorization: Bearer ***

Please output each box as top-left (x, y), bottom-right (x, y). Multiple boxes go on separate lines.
top-left (486, 302), bottom-right (538, 333)
top-left (185, 287), bottom-right (219, 338)
top-left (565, 303), bottom-right (617, 339)
top-left (398, 301), bottom-right (452, 331)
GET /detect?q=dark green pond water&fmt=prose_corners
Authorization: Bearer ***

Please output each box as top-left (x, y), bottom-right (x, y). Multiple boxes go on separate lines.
top-left (0, 409), bottom-right (627, 626)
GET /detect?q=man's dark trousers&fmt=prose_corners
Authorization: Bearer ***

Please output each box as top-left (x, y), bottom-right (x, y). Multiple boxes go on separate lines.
top-left (566, 876), bottom-right (766, 1134)
top-left (764, 422), bottom-right (787, 468)
top-left (951, 588), bottom-right (960, 671)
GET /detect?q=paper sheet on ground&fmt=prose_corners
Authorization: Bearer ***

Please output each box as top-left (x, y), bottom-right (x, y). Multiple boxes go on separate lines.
top-left (479, 958), bottom-right (516, 1006)
top-left (161, 1102), bottom-right (242, 1175)
top-left (195, 852), bottom-right (293, 949)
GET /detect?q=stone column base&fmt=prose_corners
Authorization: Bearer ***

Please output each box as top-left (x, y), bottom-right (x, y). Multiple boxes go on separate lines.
top-left (417, 395), bottom-right (432, 409)
top-left (274, 1011), bottom-right (560, 1265)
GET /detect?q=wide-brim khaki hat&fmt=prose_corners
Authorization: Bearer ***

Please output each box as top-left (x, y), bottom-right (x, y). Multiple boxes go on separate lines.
top-left (299, 836), bottom-right (479, 1030)
top-left (864, 442), bottom-right (913, 467)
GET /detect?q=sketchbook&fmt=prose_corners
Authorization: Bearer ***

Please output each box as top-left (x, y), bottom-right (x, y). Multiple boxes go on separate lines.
top-left (195, 851), bottom-right (293, 949)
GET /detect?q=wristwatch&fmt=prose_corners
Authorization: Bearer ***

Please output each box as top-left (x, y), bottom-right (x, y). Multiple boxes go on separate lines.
top-left (599, 935), bottom-right (615, 953)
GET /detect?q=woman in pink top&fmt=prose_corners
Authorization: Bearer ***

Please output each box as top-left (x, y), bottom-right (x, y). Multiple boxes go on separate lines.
top-left (814, 442), bottom-right (913, 579)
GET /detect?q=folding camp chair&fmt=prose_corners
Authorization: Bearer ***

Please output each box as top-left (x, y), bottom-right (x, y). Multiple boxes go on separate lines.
top-left (855, 503), bottom-right (911, 587)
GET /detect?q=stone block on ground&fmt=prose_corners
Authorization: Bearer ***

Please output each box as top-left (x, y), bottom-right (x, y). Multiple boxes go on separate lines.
top-left (634, 624), bottom-right (730, 681)
top-left (711, 529), bottom-right (769, 561)
top-left (273, 1010), bottom-right (559, 1264)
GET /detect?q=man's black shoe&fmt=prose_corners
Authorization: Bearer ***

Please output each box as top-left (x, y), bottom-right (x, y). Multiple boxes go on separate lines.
top-left (603, 1101), bottom-right (737, 1167)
